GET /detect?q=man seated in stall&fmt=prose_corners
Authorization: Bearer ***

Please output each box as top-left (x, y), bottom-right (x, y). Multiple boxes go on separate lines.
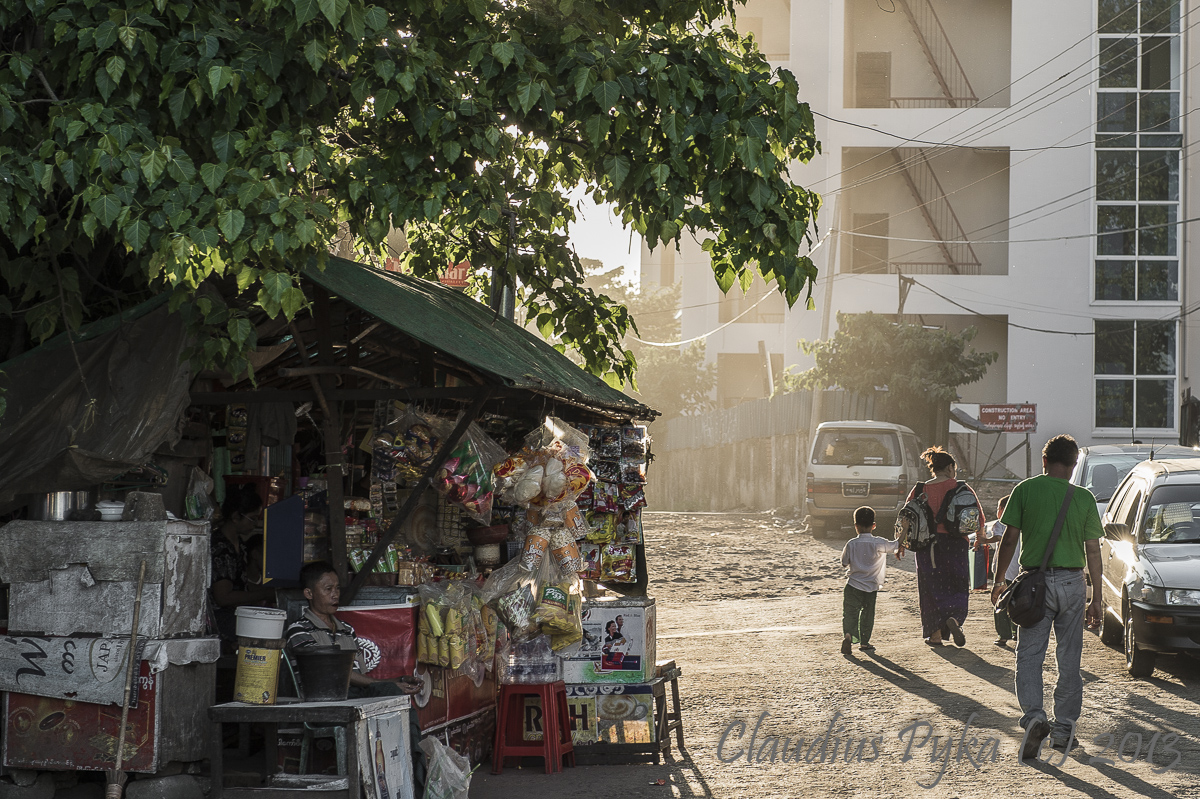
top-left (286, 560), bottom-right (421, 699)
top-left (288, 561), bottom-right (426, 793)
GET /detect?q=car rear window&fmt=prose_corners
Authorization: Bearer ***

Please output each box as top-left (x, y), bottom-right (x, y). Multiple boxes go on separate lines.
top-left (812, 430), bottom-right (901, 466)
top-left (1141, 485), bottom-right (1200, 544)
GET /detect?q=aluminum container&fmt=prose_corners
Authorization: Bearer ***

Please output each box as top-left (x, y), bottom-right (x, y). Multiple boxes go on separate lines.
top-left (29, 490), bottom-right (93, 521)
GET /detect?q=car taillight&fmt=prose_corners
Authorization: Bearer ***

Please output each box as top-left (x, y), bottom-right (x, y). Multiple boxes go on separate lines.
top-left (898, 473), bottom-right (908, 496)
top-left (807, 472), bottom-right (815, 494)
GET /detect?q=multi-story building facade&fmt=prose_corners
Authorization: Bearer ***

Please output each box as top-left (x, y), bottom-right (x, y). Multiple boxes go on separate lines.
top-left (642, 0), bottom-right (1196, 461)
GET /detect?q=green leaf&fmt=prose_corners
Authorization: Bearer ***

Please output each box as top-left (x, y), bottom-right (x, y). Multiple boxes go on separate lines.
top-left (603, 154), bottom-right (630, 188)
top-left (592, 81), bottom-right (620, 110)
top-left (662, 112), bottom-right (686, 142)
top-left (227, 317), bottom-right (253, 346)
top-left (491, 42), bottom-right (515, 69)
top-left (207, 65), bottom-right (232, 96)
top-left (105, 55), bottom-right (126, 86)
top-left (281, 287), bottom-right (306, 318)
top-left (294, 0), bottom-right (319, 25)
top-left (303, 39), bottom-right (328, 72)
top-left (212, 131), bottom-right (239, 161)
top-left (90, 195), bottom-right (122, 227)
top-left (200, 162), bottom-right (228, 193)
top-left (318, 0), bottom-right (349, 25)
top-left (139, 147), bottom-right (168, 186)
top-left (118, 26), bottom-right (138, 52)
top-left (514, 78), bottom-right (541, 114)
top-left (261, 271), bottom-right (291, 304)
top-left (123, 218), bottom-right (150, 251)
top-left (292, 145), bottom-right (314, 170)
top-left (218, 208), bottom-right (246, 241)
top-left (374, 88), bottom-right (399, 117)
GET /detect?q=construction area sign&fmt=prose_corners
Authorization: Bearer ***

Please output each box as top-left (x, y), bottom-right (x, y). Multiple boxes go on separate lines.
top-left (979, 404), bottom-right (1037, 433)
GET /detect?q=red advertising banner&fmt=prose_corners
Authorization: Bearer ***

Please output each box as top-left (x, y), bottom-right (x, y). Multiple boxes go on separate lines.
top-left (337, 603), bottom-right (418, 681)
top-left (5, 661), bottom-right (158, 772)
top-left (979, 404), bottom-right (1037, 433)
top-left (440, 261), bottom-right (470, 288)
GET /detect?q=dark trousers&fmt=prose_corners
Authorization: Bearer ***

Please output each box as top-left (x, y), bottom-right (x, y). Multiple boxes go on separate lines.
top-left (994, 580), bottom-right (1017, 642)
top-left (843, 584), bottom-right (878, 645)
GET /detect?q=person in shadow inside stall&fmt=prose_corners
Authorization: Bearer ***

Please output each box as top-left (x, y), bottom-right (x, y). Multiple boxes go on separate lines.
top-left (211, 486), bottom-right (277, 647)
top-left (287, 561), bottom-right (426, 792)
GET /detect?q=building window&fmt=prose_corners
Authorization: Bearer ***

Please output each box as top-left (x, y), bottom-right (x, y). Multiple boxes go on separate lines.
top-left (1094, 319), bottom-right (1176, 429)
top-left (1095, 0), bottom-right (1180, 302)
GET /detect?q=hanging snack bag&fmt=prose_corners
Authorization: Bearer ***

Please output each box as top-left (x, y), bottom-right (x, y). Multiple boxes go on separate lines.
top-left (595, 427), bottom-right (622, 460)
top-left (549, 526), bottom-right (583, 573)
top-left (575, 482), bottom-right (595, 511)
top-left (619, 483), bottom-right (647, 512)
top-left (561, 503), bottom-right (589, 540)
top-left (579, 542), bottom-right (602, 581)
top-left (620, 460), bottom-right (647, 485)
top-left (432, 421), bottom-right (505, 524)
top-left (586, 512), bottom-right (617, 544)
top-left (549, 593), bottom-right (583, 651)
top-left (520, 528), bottom-right (550, 570)
top-left (594, 482), bottom-right (620, 514)
top-left (601, 543), bottom-right (637, 583)
top-left (621, 425), bottom-right (648, 461)
top-left (620, 510), bottom-right (644, 545)
top-left (592, 460), bottom-right (620, 484)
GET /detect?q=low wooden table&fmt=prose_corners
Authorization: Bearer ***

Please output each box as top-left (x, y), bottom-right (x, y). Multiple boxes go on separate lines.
top-left (572, 662), bottom-right (684, 766)
top-left (209, 696), bottom-right (410, 799)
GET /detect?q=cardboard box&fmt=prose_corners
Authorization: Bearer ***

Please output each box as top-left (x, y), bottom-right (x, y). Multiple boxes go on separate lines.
top-left (559, 596), bottom-right (656, 684)
top-left (522, 684), bottom-right (656, 746)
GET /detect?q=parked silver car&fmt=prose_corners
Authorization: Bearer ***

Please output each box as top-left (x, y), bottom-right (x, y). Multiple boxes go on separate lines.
top-left (1070, 443), bottom-right (1196, 517)
top-left (1099, 457), bottom-right (1200, 677)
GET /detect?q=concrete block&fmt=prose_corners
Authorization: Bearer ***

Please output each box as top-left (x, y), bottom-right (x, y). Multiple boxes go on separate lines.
top-left (124, 775), bottom-right (203, 799)
top-left (54, 784), bottom-right (103, 799)
top-left (0, 773), bottom-right (55, 799)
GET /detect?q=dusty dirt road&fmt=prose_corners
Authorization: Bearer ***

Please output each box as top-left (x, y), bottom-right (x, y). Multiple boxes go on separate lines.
top-left (471, 511), bottom-right (1200, 799)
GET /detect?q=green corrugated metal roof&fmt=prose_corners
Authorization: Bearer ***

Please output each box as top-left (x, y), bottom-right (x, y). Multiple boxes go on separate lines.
top-left (303, 257), bottom-right (655, 419)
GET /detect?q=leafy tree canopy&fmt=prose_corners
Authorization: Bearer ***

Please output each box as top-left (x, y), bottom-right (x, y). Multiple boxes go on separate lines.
top-left (781, 312), bottom-right (998, 422)
top-left (0, 0), bottom-right (820, 383)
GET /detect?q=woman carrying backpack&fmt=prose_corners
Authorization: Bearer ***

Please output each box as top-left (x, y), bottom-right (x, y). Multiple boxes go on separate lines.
top-left (907, 447), bottom-right (985, 647)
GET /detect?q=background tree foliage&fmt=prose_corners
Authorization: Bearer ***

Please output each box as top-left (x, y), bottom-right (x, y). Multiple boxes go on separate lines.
top-left (780, 312), bottom-right (998, 436)
top-left (0, 0), bottom-right (820, 383)
top-left (581, 264), bottom-right (715, 420)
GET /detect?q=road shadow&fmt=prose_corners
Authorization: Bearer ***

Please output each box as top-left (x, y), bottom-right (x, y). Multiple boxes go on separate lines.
top-left (661, 747), bottom-right (716, 798)
top-left (856, 653), bottom-right (1015, 734)
top-left (929, 642), bottom-right (1016, 689)
top-left (1028, 755), bottom-right (1183, 799)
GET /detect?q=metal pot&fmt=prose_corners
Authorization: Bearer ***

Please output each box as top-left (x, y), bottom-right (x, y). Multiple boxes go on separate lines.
top-left (30, 491), bottom-right (94, 521)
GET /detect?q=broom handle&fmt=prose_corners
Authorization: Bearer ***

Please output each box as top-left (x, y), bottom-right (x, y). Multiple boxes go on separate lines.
top-left (114, 560), bottom-right (148, 774)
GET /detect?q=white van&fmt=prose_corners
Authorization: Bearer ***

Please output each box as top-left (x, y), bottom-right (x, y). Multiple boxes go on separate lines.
top-left (805, 420), bottom-right (923, 537)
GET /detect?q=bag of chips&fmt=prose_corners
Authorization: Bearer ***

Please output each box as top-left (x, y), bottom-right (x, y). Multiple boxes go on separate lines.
top-left (601, 543), bottom-right (637, 583)
top-left (593, 482), bottom-right (620, 514)
top-left (621, 425), bottom-right (649, 461)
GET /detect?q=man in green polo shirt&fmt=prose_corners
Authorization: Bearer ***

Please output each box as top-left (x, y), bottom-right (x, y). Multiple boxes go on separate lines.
top-left (991, 434), bottom-right (1103, 762)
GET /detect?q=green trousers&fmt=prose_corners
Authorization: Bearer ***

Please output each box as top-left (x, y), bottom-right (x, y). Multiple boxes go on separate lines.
top-left (842, 584), bottom-right (878, 645)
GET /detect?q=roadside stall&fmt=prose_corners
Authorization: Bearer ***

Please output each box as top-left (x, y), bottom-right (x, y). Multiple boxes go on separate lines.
top-left (0, 255), bottom-right (667, 794)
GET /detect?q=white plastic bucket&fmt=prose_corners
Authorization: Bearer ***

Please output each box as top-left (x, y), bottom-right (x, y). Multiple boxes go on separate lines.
top-left (235, 607), bottom-right (287, 640)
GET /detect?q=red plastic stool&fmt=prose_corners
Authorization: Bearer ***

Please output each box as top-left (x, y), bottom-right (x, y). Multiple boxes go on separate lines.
top-left (492, 680), bottom-right (575, 774)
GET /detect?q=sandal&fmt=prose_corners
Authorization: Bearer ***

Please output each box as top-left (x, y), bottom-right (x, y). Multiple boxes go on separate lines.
top-left (924, 637), bottom-right (943, 646)
top-left (946, 618), bottom-right (966, 647)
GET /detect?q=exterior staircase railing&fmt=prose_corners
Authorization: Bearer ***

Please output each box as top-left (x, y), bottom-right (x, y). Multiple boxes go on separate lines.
top-left (894, 0), bottom-right (977, 108)
top-left (891, 148), bottom-right (981, 275)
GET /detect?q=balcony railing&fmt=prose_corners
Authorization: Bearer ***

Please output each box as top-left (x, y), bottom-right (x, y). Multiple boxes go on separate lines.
top-left (889, 97), bottom-right (979, 109)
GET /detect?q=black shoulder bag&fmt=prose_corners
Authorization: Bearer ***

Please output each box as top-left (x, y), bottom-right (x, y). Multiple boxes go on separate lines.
top-left (997, 486), bottom-right (1076, 628)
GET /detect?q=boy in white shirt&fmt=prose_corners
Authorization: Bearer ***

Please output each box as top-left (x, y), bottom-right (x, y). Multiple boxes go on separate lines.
top-left (841, 506), bottom-right (906, 655)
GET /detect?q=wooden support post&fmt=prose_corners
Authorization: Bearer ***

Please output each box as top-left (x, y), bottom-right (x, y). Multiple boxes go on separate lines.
top-left (342, 390), bottom-right (492, 605)
top-left (313, 287), bottom-right (350, 587)
top-left (289, 315), bottom-right (349, 587)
